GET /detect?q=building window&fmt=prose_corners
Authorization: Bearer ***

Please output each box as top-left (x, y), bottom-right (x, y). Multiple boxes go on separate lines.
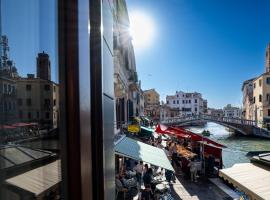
top-left (167, 100), bottom-right (169, 104)
top-left (259, 79), bottom-right (262, 87)
top-left (177, 95), bottom-right (178, 98)
top-left (189, 100), bottom-right (191, 103)
top-left (37, 111), bottom-right (40, 119)
top-left (195, 99), bottom-right (197, 103)
top-left (173, 100), bottom-right (175, 104)
top-left (18, 98), bottom-right (23, 106)
top-left (53, 85), bottom-right (56, 92)
top-left (44, 84), bottom-right (51, 91)
top-left (54, 99), bottom-right (56, 106)
top-left (26, 98), bottom-right (32, 106)
top-left (259, 95), bottom-right (262, 102)
top-left (195, 107), bottom-right (197, 112)
top-left (253, 97), bottom-right (256, 103)
top-left (182, 100), bottom-right (185, 104)
top-left (26, 84), bottom-right (32, 91)
top-left (177, 100), bottom-right (179, 104)
top-left (268, 109), bottom-right (270, 116)
top-left (267, 77), bottom-right (270, 85)
top-left (254, 83), bottom-right (256, 88)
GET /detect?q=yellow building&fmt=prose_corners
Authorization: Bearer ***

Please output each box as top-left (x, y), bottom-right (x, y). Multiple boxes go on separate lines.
top-left (16, 75), bottom-right (59, 129)
top-left (252, 73), bottom-right (270, 127)
top-left (242, 43), bottom-right (270, 128)
top-left (143, 88), bottom-right (160, 106)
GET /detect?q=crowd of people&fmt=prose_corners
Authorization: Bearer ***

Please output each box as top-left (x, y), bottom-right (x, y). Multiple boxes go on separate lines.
top-left (115, 126), bottom-right (220, 199)
top-left (116, 157), bottom-right (174, 200)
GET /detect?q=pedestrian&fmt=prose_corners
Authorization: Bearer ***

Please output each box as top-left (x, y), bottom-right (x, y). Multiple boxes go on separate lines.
top-left (143, 163), bottom-right (149, 175)
top-left (140, 184), bottom-right (154, 200)
top-left (188, 158), bottom-right (198, 182)
top-left (134, 161), bottom-right (144, 184)
top-left (143, 168), bottom-right (153, 187)
top-left (165, 170), bottom-right (174, 184)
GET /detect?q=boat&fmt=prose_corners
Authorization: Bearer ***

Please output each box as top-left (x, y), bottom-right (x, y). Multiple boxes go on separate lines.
top-left (202, 130), bottom-right (210, 137)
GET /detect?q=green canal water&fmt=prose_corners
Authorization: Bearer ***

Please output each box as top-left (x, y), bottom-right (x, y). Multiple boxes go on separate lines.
top-left (186, 122), bottom-right (270, 168)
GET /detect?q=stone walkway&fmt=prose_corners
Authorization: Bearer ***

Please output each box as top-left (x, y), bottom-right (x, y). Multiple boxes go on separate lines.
top-left (170, 170), bottom-right (232, 200)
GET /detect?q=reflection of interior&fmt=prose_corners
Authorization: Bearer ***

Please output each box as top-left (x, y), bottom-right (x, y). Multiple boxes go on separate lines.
top-left (0, 145), bottom-right (60, 199)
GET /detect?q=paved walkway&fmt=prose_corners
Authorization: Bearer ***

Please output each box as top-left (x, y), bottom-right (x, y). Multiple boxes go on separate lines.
top-left (170, 170), bottom-right (232, 200)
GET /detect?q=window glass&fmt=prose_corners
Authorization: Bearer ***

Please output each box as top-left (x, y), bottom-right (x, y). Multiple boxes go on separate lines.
top-left (0, 1), bottom-right (62, 199)
top-left (267, 77), bottom-right (270, 84)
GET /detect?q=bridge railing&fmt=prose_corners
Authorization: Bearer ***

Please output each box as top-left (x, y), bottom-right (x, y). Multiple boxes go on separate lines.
top-left (161, 114), bottom-right (257, 127)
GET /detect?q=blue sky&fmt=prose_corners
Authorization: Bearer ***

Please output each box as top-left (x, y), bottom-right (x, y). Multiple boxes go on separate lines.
top-left (126, 0), bottom-right (270, 108)
top-left (1, 0), bottom-right (57, 82)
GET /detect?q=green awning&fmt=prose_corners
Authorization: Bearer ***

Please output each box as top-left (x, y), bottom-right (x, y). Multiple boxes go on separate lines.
top-left (140, 126), bottom-right (154, 136)
top-left (115, 137), bottom-right (174, 171)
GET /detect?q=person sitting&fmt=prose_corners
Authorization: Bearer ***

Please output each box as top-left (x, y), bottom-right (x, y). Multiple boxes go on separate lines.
top-left (115, 175), bottom-right (128, 199)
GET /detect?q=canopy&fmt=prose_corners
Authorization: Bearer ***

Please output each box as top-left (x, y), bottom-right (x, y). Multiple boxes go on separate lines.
top-left (115, 136), bottom-right (174, 171)
top-left (219, 163), bottom-right (270, 200)
top-left (155, 124), bottom-right (225, 148)
top-left (11, 123), bottom-right (35, 127)
top-left (155, 124), bottom-right (190, 139)
top-left (140, 126), bottom-right (154, 136)
top-left (0, 125), bottom-right (16, 130)
top-left (6, 160), bottom-right (61, 197)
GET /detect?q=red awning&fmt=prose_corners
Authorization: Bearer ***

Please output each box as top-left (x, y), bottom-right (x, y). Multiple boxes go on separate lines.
top-left (155, 124), bottom-right (226, 148)
top-left (0, 125), bottom-right (16, 130)
top-left (12, 123), bottom-right (35, 127)
top-left (155, 124), bottom-right (190, 138)
top-left (170, 126), bottom-right (226, 148)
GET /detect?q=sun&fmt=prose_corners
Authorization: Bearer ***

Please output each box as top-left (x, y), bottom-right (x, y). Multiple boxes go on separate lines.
top-left (129, 11), bottom-right (155, 48)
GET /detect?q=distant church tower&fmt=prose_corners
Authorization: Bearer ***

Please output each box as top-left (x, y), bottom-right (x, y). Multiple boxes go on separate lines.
top-left (36, 51), bottom-right (51, 81)
top-left (266, 43), bottom-right (270, 73)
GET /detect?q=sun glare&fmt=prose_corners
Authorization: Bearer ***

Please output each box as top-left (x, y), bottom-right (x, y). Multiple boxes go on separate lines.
top-left (129, 12), bottom-right (155, 48)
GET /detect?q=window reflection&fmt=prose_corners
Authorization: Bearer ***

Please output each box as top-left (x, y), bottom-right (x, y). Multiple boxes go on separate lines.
top-left (0, 0), bottom-right (61, 199)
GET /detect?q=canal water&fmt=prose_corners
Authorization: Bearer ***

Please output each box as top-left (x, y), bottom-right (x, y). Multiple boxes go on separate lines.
top-left (186, 122), bottom-right (270, 168)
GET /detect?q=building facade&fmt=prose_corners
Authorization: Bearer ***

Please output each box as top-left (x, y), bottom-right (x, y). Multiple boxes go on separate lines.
top-left (113, 0), bottom-right (141, 132)
top-left (16, 76), bottom-right (59, 129)
top-left (223, 104), bottom-right (241, 118)
top-left (166, 91), bottom-right (207, 116)
top-left (242, 43), bottom-right (270, 127)
top-left (0, 76), bottom-right (17, 124)
top-left (160, 104), bottom-right (180, 121)
top-left (207, 108), bottom-right (224, 118)
top-left (143, 89), bottom-right (160, 121)
top-left (242, 78), bottom-right (255, 120)
top-left (144, 88), bottom-right (160, 106)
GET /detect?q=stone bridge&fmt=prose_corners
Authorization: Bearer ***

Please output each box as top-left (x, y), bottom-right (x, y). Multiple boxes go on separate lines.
top-left (161, 114), bottom-right (270, 139)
